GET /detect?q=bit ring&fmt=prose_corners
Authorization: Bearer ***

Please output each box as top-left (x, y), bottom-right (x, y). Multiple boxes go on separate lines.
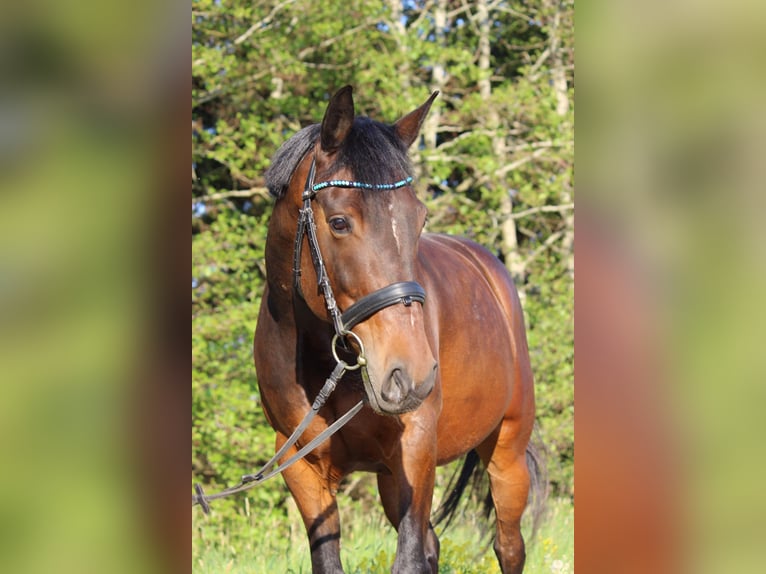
top-left (332, 330), bottom-right (367, 371)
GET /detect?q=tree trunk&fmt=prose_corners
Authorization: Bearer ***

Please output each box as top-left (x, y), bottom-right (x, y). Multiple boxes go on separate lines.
top-left (423, 0), bottom-right (447, 154)
top-left (547, 2), bottom-right (574, 280)
top-left (477, 0), bottom-right (526, 295)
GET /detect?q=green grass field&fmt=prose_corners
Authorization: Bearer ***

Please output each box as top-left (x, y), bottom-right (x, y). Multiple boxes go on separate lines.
top-left (193, 494), bottom-right (573, 573)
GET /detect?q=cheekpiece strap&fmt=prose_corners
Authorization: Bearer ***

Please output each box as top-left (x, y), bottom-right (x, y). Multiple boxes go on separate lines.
top-left (302, 156), bottom-right (318, 201)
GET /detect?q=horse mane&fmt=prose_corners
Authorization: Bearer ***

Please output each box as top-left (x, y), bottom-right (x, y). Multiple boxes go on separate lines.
top-left (265, 117), bottom-right (413, 199)
top-left (265, 124), bottom-right (321, 198)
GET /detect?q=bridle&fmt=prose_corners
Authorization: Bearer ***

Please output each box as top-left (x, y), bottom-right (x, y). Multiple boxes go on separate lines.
top-left (193, 152), bottom-right (427, 513)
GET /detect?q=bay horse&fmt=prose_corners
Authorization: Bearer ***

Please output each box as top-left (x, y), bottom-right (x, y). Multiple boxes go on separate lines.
top-left (254, 85), bottom-right (542, 573)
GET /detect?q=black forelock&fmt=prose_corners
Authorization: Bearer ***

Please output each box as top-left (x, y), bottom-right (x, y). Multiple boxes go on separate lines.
top-left (264, 117), bottom-right (412, 199)
top-left (334, 117), bottom-right (413, 185)
top-left (264, 124), bottom-right (321, 198)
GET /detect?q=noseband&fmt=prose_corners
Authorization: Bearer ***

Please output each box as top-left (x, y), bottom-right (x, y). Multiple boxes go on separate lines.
top-left (293, 155), bottom-right (426, 339)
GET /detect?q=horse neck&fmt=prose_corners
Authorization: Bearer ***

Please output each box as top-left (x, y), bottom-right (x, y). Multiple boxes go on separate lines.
top-left (264, 197), bottom-right (299, 308)
top-left (264, 179), bottom-right (327, 331)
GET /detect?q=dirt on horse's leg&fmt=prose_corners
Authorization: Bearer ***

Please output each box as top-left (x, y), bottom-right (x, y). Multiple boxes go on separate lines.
top-left (479, 420), bottom-right (532, 574)
top-left (281, 452), bottom-right (344, 574)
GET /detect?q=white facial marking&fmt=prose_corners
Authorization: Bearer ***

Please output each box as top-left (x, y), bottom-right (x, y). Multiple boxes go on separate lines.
top-left (389, 201), bottom-right (401, 254)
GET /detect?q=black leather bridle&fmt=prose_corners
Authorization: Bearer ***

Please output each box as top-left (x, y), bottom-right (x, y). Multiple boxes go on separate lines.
top-left (293, 155), bottom-right (426, 338)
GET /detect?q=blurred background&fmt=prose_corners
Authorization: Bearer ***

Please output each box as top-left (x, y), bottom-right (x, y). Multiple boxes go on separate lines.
top-left (577, 1), bottom-right (766, 573)
top-left (1, 0), bottom-right (765, 573)
top-left (0, 1), bottom-right (188, 573)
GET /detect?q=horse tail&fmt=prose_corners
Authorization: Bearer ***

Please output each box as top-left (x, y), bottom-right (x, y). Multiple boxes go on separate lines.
top-left (432, 424), bottom-right (549, 539)
top-left (432, 449), bottom-right (485, 531)
top-left (525, 423), bottom-right (550, 540)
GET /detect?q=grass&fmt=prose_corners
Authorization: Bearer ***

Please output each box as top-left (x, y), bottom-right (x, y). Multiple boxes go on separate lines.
top-left (193, 492), bottom-right (573, 573)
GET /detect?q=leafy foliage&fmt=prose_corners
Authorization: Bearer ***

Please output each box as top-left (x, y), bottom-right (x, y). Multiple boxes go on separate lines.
top-left (192, 0), bottom-right (574, 554)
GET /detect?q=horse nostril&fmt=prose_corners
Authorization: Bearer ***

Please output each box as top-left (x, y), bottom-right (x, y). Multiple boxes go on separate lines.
top-left (381, 368), bottom-right (411, 404)
top-left (419, 362), bottom-right (438, 397)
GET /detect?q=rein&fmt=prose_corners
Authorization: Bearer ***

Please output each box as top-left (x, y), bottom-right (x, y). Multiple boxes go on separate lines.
top-left (193, 153), bottom-right (426, 513)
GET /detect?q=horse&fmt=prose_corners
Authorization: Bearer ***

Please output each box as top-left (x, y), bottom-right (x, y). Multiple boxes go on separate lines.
top-left (254, 85), bottom-right (543, 574)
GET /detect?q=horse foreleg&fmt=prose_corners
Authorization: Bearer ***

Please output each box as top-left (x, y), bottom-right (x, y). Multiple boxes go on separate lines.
top-left (378, 473), bottom-right (440, 573)
top-left (280, 442), bottom-right (344, 574)
top-left (376, 421), bottom-right (438, 574)
top-left (478, 420), bottom-right (532, 574)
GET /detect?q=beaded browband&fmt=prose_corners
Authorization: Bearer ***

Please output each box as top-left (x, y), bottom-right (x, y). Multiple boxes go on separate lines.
top-left (310, 176), bottom-right (414, 194)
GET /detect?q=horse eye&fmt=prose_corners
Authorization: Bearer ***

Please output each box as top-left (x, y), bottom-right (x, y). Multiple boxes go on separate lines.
top-left (329, 217), bottom-right (350, 233)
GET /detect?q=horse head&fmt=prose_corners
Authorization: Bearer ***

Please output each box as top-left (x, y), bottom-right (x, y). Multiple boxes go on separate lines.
top-left (294, 86), bottom-right (439, 415)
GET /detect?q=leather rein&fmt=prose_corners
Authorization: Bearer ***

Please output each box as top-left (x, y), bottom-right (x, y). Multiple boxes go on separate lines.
top-left (193, 154), bottom-right (426, 513)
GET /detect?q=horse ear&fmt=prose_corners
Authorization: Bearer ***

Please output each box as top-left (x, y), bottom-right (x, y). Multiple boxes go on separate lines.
top-left (394, 91), bottom-right (439, 148)
top-left (320, 85), bottom-right (355, 152)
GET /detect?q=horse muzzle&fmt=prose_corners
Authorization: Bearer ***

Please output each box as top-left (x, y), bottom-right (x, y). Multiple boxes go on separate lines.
top-left (337, 281), bottom-right (435, 414)
top-left (362, 360), bottom-right (438, 415)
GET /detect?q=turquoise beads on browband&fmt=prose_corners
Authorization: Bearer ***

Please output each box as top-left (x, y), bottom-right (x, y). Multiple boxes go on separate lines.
top-left (311, 176), bottom-right (413, 193)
